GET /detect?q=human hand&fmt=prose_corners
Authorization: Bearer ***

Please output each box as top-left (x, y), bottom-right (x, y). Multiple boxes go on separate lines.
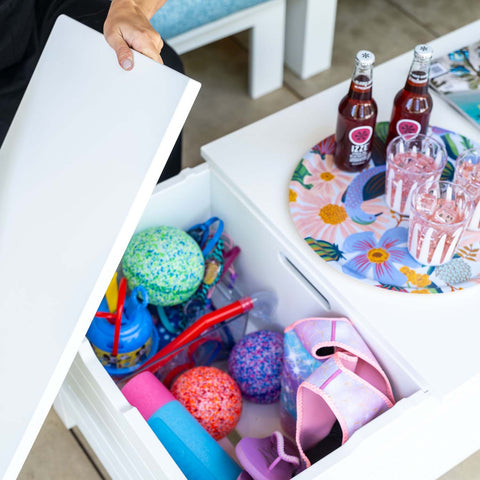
top-left (104, 0), bottom-right (165, 70)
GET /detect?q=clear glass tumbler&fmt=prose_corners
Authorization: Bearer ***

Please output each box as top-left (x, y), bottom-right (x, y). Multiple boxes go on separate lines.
top-left (453, 147), bottom-right (480, 231)
top-left (408, 180), bottom-right (473, 266)
top-left (385, 134), bottom-right (447, 216)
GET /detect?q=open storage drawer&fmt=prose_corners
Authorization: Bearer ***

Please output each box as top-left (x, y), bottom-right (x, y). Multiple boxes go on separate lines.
top-left (53, 163), bottom-right (458, 480)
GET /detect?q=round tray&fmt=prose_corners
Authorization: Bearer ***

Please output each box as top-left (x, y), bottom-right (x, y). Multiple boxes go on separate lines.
top-left (288, 122), bottom-right (480, 293)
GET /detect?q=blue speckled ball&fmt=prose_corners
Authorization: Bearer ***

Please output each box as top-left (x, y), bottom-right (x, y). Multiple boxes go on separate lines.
top-left (122, 226), bottom-right (204, 306)
top-left (228, 330), bottom-right (283, 404)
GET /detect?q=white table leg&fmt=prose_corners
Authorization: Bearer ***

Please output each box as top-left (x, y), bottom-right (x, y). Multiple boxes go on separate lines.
top-left (249, 0), bottom-right (286, 98)
top-left (285, 0), bottom-right (337, 79)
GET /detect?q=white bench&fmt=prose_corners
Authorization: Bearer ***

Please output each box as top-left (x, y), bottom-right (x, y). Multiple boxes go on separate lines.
top-left (152, 0), bottom-right (338, 98)
top-left (285, 0), bottom-right (337, 79)
top-left (154, 0), bottom-right (286, 98)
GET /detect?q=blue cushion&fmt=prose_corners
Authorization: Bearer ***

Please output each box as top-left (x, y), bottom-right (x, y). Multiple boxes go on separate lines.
top-left (150, 0), bottom-right (272, 39)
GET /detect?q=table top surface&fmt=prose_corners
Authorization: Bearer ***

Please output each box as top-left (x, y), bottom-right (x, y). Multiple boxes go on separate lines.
top-left (202, 20), bottom-right (480, 397)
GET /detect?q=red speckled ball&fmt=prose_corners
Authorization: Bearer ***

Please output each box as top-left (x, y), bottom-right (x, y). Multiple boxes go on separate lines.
top-left (170, 366), bottom-right (242, 440)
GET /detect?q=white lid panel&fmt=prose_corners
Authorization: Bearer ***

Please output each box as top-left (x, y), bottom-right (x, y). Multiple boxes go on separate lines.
top-left (0, 15), bottom-right (199, 480)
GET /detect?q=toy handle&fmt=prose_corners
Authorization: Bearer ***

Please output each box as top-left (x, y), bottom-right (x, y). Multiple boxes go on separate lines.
top-left (131, 286), bottom-right (149, 308)
top-left (188, 217), bottom-right (224, 256)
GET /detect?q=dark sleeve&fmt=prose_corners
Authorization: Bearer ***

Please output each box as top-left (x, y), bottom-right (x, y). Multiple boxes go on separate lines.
top-left (0, 0), bottom-right (36, 70)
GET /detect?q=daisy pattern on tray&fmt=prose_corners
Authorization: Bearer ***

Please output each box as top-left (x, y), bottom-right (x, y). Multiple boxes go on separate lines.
top-left (341, 227), bottom-right (420, 286)
top-left (290, 184), bottom-right (390, 245)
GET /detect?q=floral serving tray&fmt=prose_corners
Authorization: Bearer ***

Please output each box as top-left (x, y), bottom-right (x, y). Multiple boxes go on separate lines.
top-left (288, 122), bottom-right (480, 293)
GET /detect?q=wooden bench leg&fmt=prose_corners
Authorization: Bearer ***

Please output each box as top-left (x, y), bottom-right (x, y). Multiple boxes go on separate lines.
top-left (249, 0), bottom-right (286, 98)
top-left (285, 0), bottom-right (337, 79)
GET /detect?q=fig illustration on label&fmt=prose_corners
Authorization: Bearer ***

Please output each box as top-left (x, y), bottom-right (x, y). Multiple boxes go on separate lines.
top-left (396, 119), bottom-right (421, 138)
top-left (349, 126), bottom-right (373, 146)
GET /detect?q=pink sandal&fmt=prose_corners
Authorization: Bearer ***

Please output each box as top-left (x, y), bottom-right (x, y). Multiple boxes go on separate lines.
top-left (283, 318), bottom-right (395, 467)
top-left (237, 317), bottom-right (396, 477)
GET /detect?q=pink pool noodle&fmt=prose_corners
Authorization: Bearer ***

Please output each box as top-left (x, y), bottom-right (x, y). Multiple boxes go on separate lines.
top-left (121, 371), bottom-right (174, 421)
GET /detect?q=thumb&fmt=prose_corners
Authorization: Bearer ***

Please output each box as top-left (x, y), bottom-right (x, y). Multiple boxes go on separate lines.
top-left (107, 33), bottom-right (134, 70)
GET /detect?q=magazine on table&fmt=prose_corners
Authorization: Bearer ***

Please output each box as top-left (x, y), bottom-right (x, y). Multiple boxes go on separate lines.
top-left (429, 41), bottom-right (480, 128)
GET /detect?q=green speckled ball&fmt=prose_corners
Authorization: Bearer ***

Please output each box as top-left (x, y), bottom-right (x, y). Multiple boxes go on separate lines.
top-left (122, 226), bottom-right (204, 306)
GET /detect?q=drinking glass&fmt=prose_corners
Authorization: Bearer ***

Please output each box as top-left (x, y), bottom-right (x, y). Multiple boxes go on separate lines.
top-left (453, 147), bottom-right (480, 231)
top-left (385, 134), bottom-right (447, 215)
top-left (408, 180), bottom-right (473, 266)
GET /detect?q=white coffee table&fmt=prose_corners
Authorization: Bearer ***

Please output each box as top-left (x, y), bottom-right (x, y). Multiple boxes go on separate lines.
top-left (202, 20), bottom-right (480, 478)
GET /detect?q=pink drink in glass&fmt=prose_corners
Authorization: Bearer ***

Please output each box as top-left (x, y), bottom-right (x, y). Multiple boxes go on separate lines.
top-left (408, 181), bottom-right (473, 266)
top-left (385, 134), bottom-right (447, 216)
top-left (453, 148), bottom-right (480, 231)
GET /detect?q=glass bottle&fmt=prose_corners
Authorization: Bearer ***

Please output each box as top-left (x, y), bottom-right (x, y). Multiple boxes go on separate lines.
top-left (386, 44), bottom-right (434, 147)
top-left (334, 50), bottom-right (377, 172)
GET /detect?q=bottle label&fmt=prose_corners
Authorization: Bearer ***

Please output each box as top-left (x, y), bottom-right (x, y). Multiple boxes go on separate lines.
top-left (408, 71), bottom-right (428, 84)
top-left (347, 126), bottom-right (373, 165)
top-left (348, 146), bottom-right (371, 165)
top-left (92, 335), bottom-right (152, 369)
top-left (353, 79), bottom-right (373, 90)
top-left (396, 119), bottom-right (421, 138)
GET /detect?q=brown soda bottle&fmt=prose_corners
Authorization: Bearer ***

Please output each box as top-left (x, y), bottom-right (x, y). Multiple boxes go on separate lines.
top-left (386, 45), bottom-right (433, 147)
top-left (334, 50), bottom-right (377, 172)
